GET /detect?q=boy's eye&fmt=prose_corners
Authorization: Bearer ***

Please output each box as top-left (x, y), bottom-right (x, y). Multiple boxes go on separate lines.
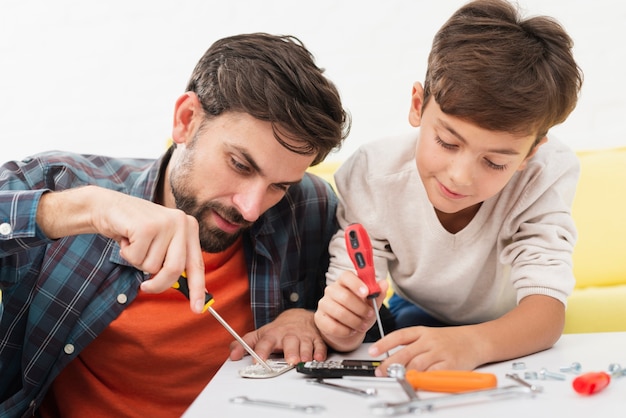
top-left (485, 159), bottom-right (507, 171)
top-left (435, 137), bottom-right (456, 150)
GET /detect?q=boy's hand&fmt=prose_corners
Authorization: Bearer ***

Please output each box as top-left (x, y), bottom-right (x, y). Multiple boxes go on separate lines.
top-left (314, 270), bottom-right (388, 352)
top-left (368, 326), bottom-right (484, 375)
top-left (367, 295), bottom-right (564, 375)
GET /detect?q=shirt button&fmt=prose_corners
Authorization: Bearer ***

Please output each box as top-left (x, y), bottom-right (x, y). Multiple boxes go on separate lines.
top-left (64, 344), bottom-right (75, 355)
top-left (289, 292), bottom-right (299, 303)
top-left (117, 293), bottom-right (128, 304)
top-left (0, 223), bottom-right (12, 236)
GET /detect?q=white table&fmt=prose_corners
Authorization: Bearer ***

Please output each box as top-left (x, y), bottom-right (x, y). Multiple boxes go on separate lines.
top-left (184, 332), bottom-right (625, 417)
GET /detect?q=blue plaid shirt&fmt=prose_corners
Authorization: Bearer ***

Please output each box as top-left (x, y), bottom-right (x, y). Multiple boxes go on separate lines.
top-left (0, 149), bottom-right (337, 418)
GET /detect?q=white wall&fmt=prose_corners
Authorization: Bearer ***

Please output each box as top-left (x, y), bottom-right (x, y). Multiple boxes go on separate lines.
top-left (2, 0), bottom-right (625, 163)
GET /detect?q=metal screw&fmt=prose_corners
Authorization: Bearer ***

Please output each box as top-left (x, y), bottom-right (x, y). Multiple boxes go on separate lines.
top-left (608, 363), bottom-right (626, 378)
top-left (524, 371), bottom-right (538, 380)
top-left (539, 368), bottom-right (566, 381)
top-left (559, 361), bottom-right (582, 374)
top-left (512, 361), bottom-right (526, 370)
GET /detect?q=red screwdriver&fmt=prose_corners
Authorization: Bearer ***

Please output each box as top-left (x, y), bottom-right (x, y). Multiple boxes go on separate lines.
top-left (345, 223), bottom-right (389, 357)
top-left (572, 371), bottom-right (611, 395)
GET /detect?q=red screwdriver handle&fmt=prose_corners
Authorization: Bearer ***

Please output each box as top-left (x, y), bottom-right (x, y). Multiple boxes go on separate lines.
top-left (345, 223), bottom-right (381, 298)
top-left (573, 371), bottom-right (611, 395)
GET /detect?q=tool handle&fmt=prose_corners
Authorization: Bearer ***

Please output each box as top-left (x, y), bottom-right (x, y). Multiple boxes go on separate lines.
top-left (405, 370), bottom-right (498, 393)
top-left (573, 371), bottom-right (611, 395)
top-left (172, 273), bottom-right (214, 313)
top-left (345, 223), bottom-right (381, 298)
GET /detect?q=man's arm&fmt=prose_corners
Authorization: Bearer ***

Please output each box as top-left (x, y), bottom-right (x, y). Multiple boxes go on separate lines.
top-left (36, 185), bottom-right (207, 313)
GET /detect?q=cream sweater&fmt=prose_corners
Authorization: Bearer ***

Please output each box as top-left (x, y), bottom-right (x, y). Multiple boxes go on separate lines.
top-left (327, 132), bottom-right (579, 324)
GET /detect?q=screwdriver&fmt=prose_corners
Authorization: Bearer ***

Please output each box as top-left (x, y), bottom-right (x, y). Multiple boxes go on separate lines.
top-left (345, 223), bottom-right (388, 357)
top-left (572, 371), bottom-right (611, 395)
top-left (172, 272), bottom-right (273, 371)
top-left (405, 370), bottom-right (497, 393)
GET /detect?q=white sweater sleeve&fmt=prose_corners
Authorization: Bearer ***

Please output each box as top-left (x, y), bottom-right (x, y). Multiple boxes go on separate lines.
top-left (326, 133), bottom-right (579, 323)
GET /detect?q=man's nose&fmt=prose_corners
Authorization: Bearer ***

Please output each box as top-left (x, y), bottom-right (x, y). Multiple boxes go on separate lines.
top-left (232, 186), bottom-right (265, 223)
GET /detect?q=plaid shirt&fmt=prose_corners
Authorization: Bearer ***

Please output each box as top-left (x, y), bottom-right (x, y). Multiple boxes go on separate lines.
top-left (0, 149), bottom-right (337, 418)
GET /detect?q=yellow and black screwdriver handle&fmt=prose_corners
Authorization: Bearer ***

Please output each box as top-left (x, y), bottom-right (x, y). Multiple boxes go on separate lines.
top-left (171, 272), bottom-right (214, 313)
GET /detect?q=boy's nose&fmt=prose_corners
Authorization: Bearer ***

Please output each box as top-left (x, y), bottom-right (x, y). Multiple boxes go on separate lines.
top-left (448, 156), bottom-right (474, 187)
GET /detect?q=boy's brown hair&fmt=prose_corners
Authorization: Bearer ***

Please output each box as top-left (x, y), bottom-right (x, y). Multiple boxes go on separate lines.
top-left (423, 0), bottom-right (583, 140)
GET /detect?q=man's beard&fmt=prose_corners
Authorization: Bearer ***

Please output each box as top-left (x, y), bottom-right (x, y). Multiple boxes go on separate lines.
top-left (172, 190), bottom-right (251, 253)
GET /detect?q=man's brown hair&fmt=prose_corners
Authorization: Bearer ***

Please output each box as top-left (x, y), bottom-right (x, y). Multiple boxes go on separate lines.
top-left (186, 33), bottom-right (350, 165)
top-left (423, 0), bottom-right (583, 140)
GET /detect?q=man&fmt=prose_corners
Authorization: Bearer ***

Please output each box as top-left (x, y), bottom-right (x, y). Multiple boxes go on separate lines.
top-left (0, 33), bottom-right (349, 417)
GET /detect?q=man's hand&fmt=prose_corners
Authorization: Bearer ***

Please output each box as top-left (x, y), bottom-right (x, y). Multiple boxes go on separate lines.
top-left (229, 309), bottom-right (328, 365)
top-left (36, 185), bottom-right (206, 313)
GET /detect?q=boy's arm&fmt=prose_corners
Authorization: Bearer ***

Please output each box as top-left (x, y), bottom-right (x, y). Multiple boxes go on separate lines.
top-left (474, 295), bottom-right (565, 364)
top-left (368, 294), bottom-right (563, 373)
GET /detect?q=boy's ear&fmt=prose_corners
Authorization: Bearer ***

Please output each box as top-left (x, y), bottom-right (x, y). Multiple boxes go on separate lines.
top-left (408, 82), bottom-right (425, 127)
top-left (172, 92), bottom-right (203, 146)
top-left (518, 136), bottom-right (548, 170)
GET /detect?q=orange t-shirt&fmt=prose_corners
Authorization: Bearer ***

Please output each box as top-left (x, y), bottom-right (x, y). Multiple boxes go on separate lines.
top-left (40, 237), bottom-right (253, 418)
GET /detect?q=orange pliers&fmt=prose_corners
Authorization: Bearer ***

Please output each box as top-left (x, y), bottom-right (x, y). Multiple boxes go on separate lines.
top-left (405, 370), bottom-right (497, 393)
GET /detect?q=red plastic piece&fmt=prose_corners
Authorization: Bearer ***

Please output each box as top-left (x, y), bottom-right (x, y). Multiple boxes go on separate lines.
top-left (572, 371), bottom-right (611, 395)
top-left (345, 223), bottom-right (381, 298)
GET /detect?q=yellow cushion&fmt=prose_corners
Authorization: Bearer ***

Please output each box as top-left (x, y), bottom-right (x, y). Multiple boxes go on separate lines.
top-left (564, 284), bottom-right (626, 333)
top-left (571, 147), bottom-right (626, 288)
top-left (307, 161), bottom-right (341, 192)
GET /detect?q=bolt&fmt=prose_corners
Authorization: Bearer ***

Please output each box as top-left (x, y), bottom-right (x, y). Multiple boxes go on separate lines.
top-left (608, 363), bottom-right (626, 378)
top-left (539, 368), bottom-right (566, 381)
top-left (524, 371), bottom-right (538, 380)
top-left (512, 362), bottom-right (526, 370)
top-left (559, 361), bottom-right (582, 374)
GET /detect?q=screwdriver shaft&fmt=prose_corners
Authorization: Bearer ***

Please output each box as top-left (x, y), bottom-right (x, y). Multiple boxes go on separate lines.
top-left (207, 306), bottom-right (273, 371)
top-left (371, 299), bottom-right (390, 358)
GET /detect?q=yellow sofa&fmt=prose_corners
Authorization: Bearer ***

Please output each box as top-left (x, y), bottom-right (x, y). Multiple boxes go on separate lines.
top-left (309, 146), bottom-right (626, 334)
top-left (563, 146), bottom-right (626, 333)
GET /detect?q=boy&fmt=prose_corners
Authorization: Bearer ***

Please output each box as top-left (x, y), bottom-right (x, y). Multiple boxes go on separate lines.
top-left (314, 0), bottom-right (583, 374)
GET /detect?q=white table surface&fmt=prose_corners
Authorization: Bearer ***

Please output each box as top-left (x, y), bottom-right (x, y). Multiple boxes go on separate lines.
top-left (183, 332), bottom-right (625, 417)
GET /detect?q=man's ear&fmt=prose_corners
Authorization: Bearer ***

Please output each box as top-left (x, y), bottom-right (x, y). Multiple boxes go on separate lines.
top-left (518, 136), bottom-right (548, 170)
top-left (408, 82), bottom-right (425, 127)
top-left (171, 92), bottom-right (203, 146)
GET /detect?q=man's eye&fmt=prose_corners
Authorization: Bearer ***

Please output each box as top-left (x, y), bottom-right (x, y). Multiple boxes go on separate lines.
top-left (272, 184), bottom-right (289, 192)
top-left (231, 158), bottom-right (250, 173)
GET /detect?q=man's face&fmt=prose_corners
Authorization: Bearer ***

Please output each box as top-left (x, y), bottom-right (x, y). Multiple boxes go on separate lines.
top-left (168, 111), bottom-right (314, 253)
top-left (415, 99), bottom-right (539, 216)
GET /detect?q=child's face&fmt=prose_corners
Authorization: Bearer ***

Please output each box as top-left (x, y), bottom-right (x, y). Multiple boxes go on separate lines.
top-left (409, 84), bottom-right (543, 217)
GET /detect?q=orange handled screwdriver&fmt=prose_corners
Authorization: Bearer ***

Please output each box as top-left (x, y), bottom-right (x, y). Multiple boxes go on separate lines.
top-left (345, 224), bottom-right (388, 356)
top-left (172, 273), bottom-right (273, 371)
top-left (405, 370), bottom-right (498, 393)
